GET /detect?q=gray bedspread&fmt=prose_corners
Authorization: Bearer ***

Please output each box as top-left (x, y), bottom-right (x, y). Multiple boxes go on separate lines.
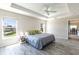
top-left (26, 33), bottom-right (55, 49)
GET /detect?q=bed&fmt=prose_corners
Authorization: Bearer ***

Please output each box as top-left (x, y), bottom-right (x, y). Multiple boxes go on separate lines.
top-left (25, 33), bottom-right (55, 49)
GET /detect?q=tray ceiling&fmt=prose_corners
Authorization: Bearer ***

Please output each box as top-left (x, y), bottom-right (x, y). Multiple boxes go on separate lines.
top-left (0, 3), bottom-right (79, 20)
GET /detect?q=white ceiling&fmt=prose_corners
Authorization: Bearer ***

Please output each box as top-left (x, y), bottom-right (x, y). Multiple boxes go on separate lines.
top-left (13, 3), bottom-right (68, 17)
top-left (0, 3), bottom-right (79, 20)
top-left (11, 3), bottom-right (69, 18)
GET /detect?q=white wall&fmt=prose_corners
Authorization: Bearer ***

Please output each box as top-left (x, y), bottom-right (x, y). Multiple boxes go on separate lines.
top-left (0, 9), bottom-right (46, 47)
top-left (47, 18), bottom-right (68, 39)
top-left (0, 9), bottom-right (69, 47)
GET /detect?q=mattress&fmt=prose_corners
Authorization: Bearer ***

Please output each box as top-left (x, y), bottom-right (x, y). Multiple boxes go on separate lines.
top-left (26, 33), bottom-right (55, 49)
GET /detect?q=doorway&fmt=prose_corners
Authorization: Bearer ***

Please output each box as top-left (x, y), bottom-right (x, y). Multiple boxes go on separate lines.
top-left (68, 20), bottom-right (79, 40)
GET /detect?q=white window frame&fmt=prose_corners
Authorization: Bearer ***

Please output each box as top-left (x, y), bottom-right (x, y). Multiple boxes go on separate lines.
top-left (1, 17), bottom-right (17, 40)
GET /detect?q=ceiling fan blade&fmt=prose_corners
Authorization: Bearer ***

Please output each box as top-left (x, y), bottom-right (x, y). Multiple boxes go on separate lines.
top-left (47, 11), bottom-right (56, 12)
top-left (43, 5), bottom-right (57, 15)
top-left (44, 9), bottom-right (56, 12)
top-left (45, 10), bottom-right (49, 15)
top-left (45, 5), bottom-right (49, 11)
top-left (47, 12), bottom-right (49, 15)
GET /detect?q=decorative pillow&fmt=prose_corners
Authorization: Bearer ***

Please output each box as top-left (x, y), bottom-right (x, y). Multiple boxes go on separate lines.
top-left (36, 30), bottom-right (41, 34)
top-left (28, 30), bottom-right (41, 35)
top-left (28, 30), bottom-right (36, 35)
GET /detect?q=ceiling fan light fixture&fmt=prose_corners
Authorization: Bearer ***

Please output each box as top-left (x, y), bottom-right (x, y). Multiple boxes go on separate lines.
top-left (43, 5), bottom-right (57, 16)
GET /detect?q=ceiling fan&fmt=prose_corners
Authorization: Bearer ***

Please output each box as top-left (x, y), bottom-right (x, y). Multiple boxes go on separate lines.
top-left (43, 5), bottom-right (57, 15)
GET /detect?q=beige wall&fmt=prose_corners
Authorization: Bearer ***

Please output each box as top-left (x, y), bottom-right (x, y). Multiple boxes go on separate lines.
top-left (47, 18), bottom-right (68, 39)
top-left (0, 9), bottom-right (46, 47)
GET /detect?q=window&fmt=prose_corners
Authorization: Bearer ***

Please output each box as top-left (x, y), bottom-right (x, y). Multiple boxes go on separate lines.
top-left (2, 17), bottom-right (16, 39)
top-left (40, 23), bottom-right (46, 33)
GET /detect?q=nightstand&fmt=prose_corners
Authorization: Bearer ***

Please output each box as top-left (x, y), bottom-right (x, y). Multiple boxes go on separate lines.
top-left (20, 36), bottom-right (26, 43)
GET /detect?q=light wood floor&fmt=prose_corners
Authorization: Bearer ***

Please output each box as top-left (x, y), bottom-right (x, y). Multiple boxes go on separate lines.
top-left (0, 39), bottom-right (79, 55)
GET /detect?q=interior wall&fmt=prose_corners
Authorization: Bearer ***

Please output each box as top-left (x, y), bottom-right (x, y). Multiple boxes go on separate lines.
top-left (47, 18), bottom-right (68, 39)
top-left (0, 9), bottom-right (46, 47)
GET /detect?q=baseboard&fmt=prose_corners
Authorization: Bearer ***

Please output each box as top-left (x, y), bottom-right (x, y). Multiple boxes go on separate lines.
top-left (55, 37), bottom-right (68, 40)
